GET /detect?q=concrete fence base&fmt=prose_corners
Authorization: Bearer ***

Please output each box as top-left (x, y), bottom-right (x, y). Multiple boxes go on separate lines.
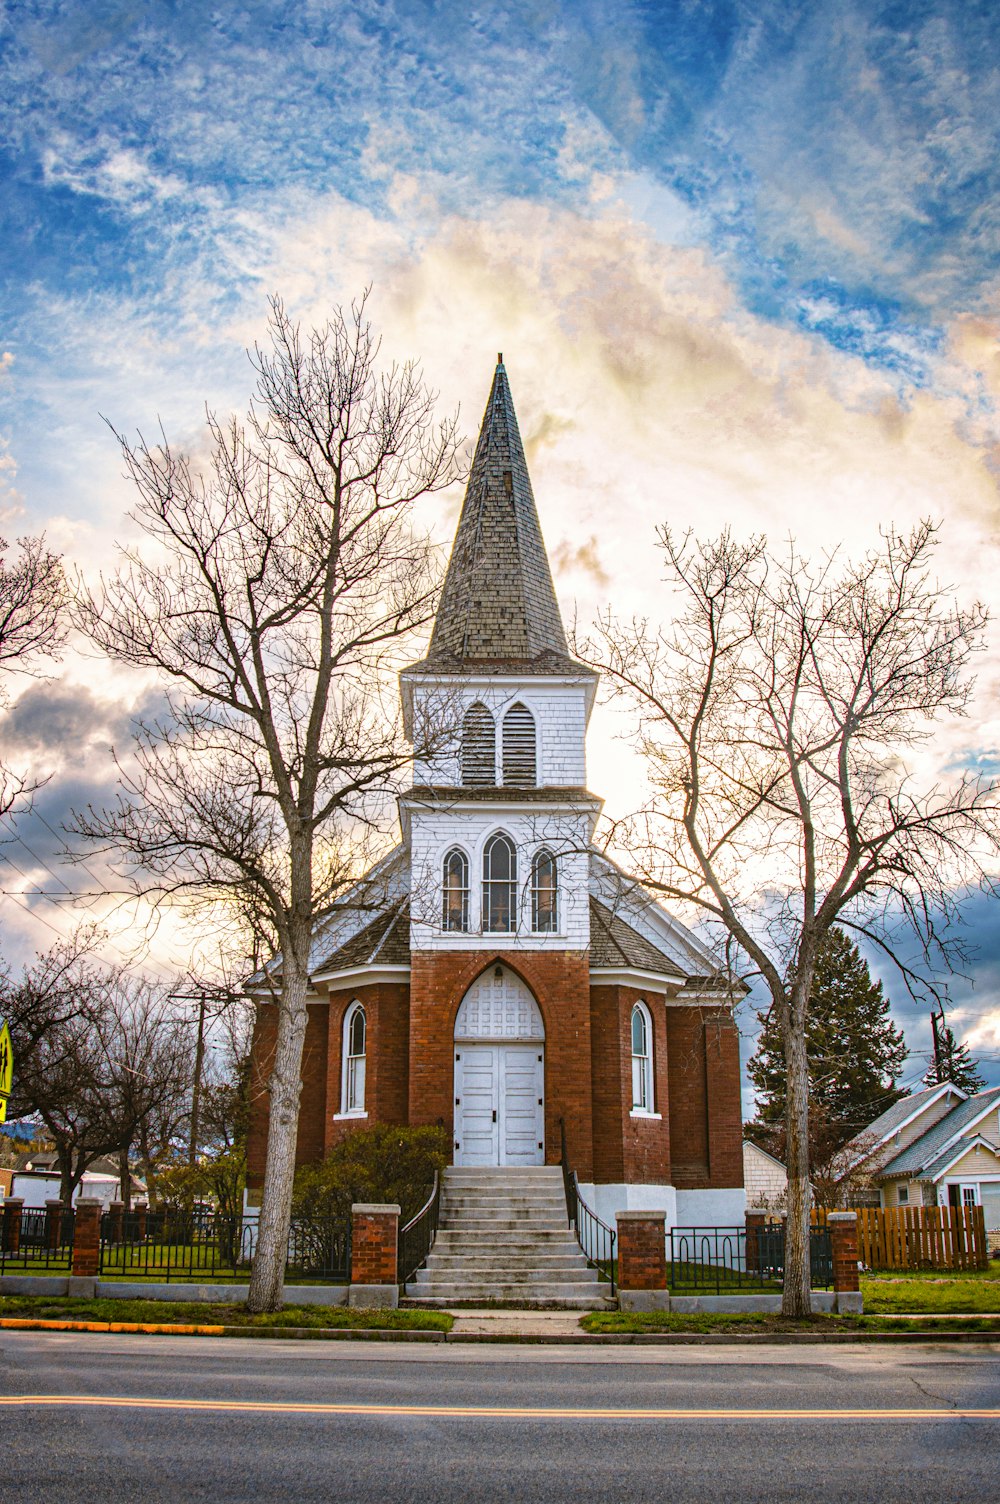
top-left (0, 1274), bottom-right (353, 1306)
top-left (619, 1289), bottom-right (863, 1314)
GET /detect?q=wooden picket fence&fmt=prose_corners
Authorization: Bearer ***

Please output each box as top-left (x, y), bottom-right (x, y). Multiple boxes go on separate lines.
top-left (812, 1205), bottom-right (987, 1271)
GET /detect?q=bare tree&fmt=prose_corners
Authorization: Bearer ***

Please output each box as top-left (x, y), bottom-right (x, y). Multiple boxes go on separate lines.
top-left (73, 294), bottom-right (461, 1310)
top-left (581, 521), bottom-right (1000, 1315)
top-left (0, 533), bottom-right (68, 815)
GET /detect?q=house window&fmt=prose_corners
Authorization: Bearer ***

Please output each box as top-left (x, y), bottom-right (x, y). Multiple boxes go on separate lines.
top-left (897, 1185), bottom-right (909, 1206)
top-left (342, 1003), bottom-right (367, 1114)
top-left (631, 1001), bottom-right (653, 1113)
top-left (962, 1185), bottom-right (979, 1209)
top-left (502, 702), bottom-right (536, 786)
top-left (461, 702), bottom-right (495, 786)
top-left (531, 848), bottom-right (558, 933)
top-left (442, 847), bottom-right (470, 932)
top-left (482, 833), bottom-right (517, 933)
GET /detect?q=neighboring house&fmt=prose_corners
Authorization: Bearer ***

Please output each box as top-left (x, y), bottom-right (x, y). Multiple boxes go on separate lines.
top-left (4, 1152), bottom-right (145, 1209)
top-left (743, 1140), bottom-right (788, 1209)
top-left (246, 359), bottom-right (747, 1233)
top-left (844, 1084), bottom-right (1000, 1245)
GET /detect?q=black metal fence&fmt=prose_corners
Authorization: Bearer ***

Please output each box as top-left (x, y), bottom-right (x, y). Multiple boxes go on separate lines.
top-left (98, 1208), bottom-right (350, 1284)
top-left (668, 1224), bottom-right (833, 1293)
top-left (398, 1173), bottom-right (440, 1288)
top-left (0, 1205), bottom-right (75, 1274)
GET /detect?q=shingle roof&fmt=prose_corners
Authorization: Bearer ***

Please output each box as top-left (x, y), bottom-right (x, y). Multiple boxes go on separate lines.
top-left (850, 1084), bottom-right (956, 1149)
top-left (880, 1088), bottom-right (1000, 1178)
top-left (588, 897), bottom-right (685, 977)
top-left (312, 904), bottom-right (411, 974)
top-left (418, 360), bottom-right (588, 674)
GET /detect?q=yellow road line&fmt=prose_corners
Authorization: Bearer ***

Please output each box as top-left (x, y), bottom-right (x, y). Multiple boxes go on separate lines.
top-left (0, 1397), bottom-right (998, 1421)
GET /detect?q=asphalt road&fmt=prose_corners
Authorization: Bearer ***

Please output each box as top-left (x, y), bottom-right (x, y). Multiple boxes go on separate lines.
top-left (2, 1333), bottom-right (999, 1503)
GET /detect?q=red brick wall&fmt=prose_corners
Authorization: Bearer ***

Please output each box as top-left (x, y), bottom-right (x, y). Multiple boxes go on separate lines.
top-left (590, 985), bottom-right (672, 1185)
top-left (350, 1207), bottom-right (399, 1285)
top-left (323, 983), bottom-right (412, 1155)
top-left (409, 950), bottom-right (594, 1179)
top-left (666, 1006), bottom-right (710, 1188)
top-left (245, 999), bottom-right (330, 1190)
top-left (705, 1012), bottom-right (745, 1188)
top-left (617, 1212), bottom-right (667, 1290)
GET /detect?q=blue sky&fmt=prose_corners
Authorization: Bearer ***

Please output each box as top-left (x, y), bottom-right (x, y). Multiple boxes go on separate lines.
top-left (1, 1), bottom-right (999, 1089)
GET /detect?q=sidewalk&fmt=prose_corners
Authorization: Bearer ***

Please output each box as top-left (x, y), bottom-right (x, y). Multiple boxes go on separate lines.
top-left (449, 1309), bottom-right (588, 1339)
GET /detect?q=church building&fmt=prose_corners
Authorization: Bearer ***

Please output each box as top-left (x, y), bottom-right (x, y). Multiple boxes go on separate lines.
top-left (247, 359), bottom-right (745, 1230)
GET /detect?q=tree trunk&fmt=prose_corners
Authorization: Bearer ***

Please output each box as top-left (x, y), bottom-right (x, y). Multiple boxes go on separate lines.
top-left (245, 952), bottom-right (310, 1313)
top-left (119, 1147), bottom-right (132, 1213)
top-left (781, 992), bottom-right (812, 1317)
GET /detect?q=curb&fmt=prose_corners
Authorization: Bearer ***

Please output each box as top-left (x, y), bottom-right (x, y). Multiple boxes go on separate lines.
top-left (2, 1317), bottom-right (998, 1346)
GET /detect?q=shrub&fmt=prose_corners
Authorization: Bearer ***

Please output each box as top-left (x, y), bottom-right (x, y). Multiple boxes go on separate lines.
top-left (292, 1123), bottom-right (449, 1227)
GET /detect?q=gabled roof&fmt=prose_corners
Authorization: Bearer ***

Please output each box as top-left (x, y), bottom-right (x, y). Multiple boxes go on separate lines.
top-left (848, 1082), bottom-right (964, 1152)
top-left (413, 359), bottom-right (590, 676)
top-left (879, 1087), bottom-right (1000, 1178)
top-left (922, 1134), bottom-right (1000, 1182)
top-left (312, 902), bottom-right (411, 974)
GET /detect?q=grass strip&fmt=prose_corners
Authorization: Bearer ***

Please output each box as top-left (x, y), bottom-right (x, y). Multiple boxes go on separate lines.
top-left (581, 1310), bottom-right (1000, 1336)
top-left (0, 1294), bottom-right (452, 1332)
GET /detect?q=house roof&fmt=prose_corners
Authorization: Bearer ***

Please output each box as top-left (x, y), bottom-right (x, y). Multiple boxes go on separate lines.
top-left (848, 1083), bottom-right (962, 1151)
top-left (413, 360), bottom-right (589, 676)
top-left (922, 1135), bottom-right (1000, 1181)
top-left (879, 1087), bottom-right (1000, 1178)
top-left (588, 898), bottom-right (686, 978)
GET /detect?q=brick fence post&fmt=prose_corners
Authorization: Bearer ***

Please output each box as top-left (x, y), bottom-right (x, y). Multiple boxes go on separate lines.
top-left (349, 1203), bottom-right (400, 1308)
top-left (134, 1201), bottom-right (148, 1241)
top-left (827, 1210), bottom-right (862, 1312)
top-left (71, 1198), bottom-right (103, 1278)
top-left (2, 1197), bottom-right (23, 1254)
top-left (106, 1200), bottom-right (124, 1245)
top-left (45, 1199), bottom-right (65, 1251)
top-left (617, 1210), bottom-right (667, 1309)
top-left (745, 1209), bottom-right (767, 1274)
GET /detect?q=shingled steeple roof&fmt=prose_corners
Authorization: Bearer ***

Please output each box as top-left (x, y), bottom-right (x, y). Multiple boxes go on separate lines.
top-left (419, 359), bottom-right (589, 675)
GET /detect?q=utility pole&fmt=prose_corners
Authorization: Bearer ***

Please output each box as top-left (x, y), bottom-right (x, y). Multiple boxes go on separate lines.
top-left (188, 994), bottom-right (207, 1167)
top-left (930, 1008), bottom-right (944, 1083)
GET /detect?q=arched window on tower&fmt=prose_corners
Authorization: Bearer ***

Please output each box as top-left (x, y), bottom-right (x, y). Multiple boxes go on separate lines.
top-left (461, 702), bottom-right (496, 786)
top-left (442, 847), bottom-right (470, 932)
top-left (631, 1001), bottom-right (653, 1114)
top-left (342, 1002), bottom-right (367, 1115)
top-left (530, 848), bottom-right (558, 933)
top-left (482, 833), bottom-right (518, 933)
top-left (502, 703), bottom-right (536, 786)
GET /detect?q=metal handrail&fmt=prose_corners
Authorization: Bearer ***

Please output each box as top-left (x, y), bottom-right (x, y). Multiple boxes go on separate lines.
top-left (397, 1171), bottom-right (441, 1288)
top-left (559, 1118), bottom-right (617, 1296)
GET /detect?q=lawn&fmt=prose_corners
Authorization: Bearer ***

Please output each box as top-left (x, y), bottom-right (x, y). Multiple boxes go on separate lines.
top-left (861, 1274), bottom-right (1000, 1314)
top-left (0, 1293), bottom-right (452, 1332)
top-left (580, 1310), bottom-right (1000, 1336)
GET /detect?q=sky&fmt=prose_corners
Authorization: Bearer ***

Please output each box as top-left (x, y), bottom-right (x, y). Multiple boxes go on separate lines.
top-left (1, 0), bottom-right (999, 1101)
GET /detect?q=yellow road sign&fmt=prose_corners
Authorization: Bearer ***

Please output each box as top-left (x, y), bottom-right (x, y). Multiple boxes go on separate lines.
top-left (0, 1018), bottom-right (11, 1122)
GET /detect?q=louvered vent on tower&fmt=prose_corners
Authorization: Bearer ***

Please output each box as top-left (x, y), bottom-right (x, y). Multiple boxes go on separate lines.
top-left (461, 702), bottom-right (496, 786)
top-left (502, 703), bottom-right (536, 787)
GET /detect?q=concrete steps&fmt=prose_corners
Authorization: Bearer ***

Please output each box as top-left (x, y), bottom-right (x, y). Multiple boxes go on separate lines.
top-left (400, 1166), bottom-right (615, 1311)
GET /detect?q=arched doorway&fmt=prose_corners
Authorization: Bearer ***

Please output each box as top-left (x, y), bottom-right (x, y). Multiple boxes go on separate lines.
top-left (453, 965), bottom-right (545, 1166)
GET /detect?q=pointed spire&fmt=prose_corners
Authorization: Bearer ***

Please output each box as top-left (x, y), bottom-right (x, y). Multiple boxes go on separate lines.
top-left (427, 359), bottom-right (572, 668)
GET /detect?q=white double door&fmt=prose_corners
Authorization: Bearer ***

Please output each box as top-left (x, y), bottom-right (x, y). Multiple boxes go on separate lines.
top-left (454, 1043), bottom-right (545, 1166)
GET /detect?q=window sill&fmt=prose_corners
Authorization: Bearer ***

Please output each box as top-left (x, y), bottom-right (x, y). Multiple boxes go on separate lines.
top-left (629, 1110), bottom-right (662, 1121)
top-left (333, 1110), bottom-right (368, 1121)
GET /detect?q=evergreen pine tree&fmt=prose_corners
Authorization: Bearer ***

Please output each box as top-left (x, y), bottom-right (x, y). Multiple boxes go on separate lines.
top-left (746, 927), bottom-right (908, 1158)
top-left (923, 1019), bottom-right (986, 1094)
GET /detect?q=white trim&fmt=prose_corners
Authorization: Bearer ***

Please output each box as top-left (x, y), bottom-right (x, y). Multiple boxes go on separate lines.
top-left (629, 1110), bottom-right (662, 1121)
top-left (312, 966), bottom-right (410, 988)
top-left (630, 1000), bottom-right (654, 1114)
top-left (333, 1111), bottom-right (368, 1122)
top-left (341, 1000), bottom-right (367, 1116)
top-left (929, 1135), bottom-right (1000, 1182)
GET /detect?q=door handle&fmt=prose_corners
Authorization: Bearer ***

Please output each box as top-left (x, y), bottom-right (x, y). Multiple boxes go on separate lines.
top-left (492, 1110), bottom-right (497, 1123)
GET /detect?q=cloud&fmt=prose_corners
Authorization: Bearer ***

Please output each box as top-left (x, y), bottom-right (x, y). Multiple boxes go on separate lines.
top-left (552, 535), bottom-right (610, 588)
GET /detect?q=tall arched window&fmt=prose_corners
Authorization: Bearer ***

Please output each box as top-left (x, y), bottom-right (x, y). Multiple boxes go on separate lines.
top-left (442, 847), bottom-right (470, 932)
top-left (631, 1001), bottom-right (653, 1113)
top-left (502, 702), bottom-right (536, 786)
top-left (342, 1002), bottom-right (367, 1114)
top-left (482, 833), bottom-right (518, 933)
top-left (461, 702), bottom-right (495, 786)
top-left (531, 848), bottom-right (558, 933)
